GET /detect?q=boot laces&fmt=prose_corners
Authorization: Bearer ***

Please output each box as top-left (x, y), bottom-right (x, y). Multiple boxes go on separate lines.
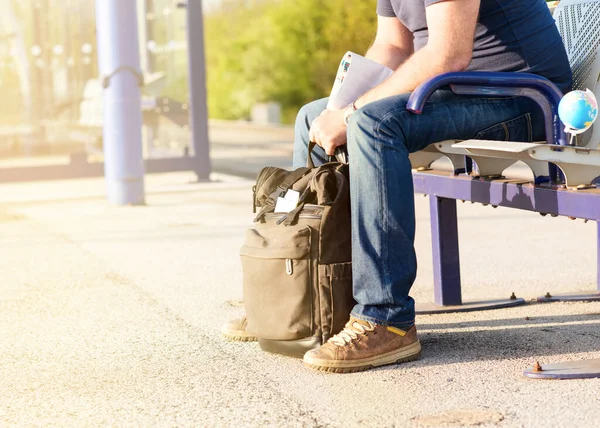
top-left (329, 320), bottom-right (376, 346)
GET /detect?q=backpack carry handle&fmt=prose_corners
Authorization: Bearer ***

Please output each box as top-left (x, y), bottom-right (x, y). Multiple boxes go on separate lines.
top-left (307, 142), bottom-right (318, 168)
top-left (307, 142), bottom-right (349, 168)
top-left (332, 146), bottom-right (348, 164)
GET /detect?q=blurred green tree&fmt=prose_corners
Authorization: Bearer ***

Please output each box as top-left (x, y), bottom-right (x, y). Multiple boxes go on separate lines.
top-left (204, 0), bottom-right (377, 122)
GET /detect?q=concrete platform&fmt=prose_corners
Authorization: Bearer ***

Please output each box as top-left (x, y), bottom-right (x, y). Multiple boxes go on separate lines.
top-left (1, 171), bottom-right (600, 427)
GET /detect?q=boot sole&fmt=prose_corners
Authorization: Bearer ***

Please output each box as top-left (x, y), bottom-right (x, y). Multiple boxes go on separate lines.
top-left (223, 334), bottom-right (258, 342)
top-left (303, 341), bottom-right (421, 373)
top-left (221, 329), bottom-right (258, 342)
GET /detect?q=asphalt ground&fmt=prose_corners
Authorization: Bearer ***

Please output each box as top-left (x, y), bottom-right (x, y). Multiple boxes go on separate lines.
top-left (1, 131), bottom-right (600, 427)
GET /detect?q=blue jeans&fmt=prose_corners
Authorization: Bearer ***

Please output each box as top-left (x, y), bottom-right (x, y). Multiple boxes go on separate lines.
top-left (293, 90), bottom-right (544, 328)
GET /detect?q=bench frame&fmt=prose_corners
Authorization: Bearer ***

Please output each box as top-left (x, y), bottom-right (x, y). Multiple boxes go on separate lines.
top-left (412, 171), bottom-right (600, 311)
top-left (409, 0), bottom-right (600, 380)
top-left (408, 69), bottom-right (600, 314)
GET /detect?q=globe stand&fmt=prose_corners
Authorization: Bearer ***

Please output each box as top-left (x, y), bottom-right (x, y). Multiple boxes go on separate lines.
top-left (565, 125), bottom-right (586, 147)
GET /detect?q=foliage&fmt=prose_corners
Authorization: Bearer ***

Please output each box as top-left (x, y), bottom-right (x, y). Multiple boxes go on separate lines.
top-left (203, 0), bottom-right (377, 122)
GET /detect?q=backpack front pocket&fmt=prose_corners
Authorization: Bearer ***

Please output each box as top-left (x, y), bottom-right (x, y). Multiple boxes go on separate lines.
top-left (240, 224), bottom-right (314, 340)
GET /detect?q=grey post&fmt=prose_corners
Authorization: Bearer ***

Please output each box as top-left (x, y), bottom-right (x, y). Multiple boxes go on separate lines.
top-left (95, 0), bottom-right (145, 205)
top-left (185, 0), bottom-right (211, 180)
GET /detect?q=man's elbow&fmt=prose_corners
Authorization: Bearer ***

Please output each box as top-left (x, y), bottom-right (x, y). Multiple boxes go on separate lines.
top-left (426, 45), bottom-right (473, 72)
top-left (444, 53), bottom-right (472, 72)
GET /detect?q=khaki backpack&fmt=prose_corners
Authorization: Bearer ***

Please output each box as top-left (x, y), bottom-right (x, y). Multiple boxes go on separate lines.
top-left (240, 145), bottom-right (355, 358)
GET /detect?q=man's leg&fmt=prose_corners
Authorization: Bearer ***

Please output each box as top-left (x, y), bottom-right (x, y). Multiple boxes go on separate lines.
top-left (348, 90), bottom-right (543, 327)
top-left (293, 98), bottom-right (330, 169)
top-left (304, 90), bottom-right (543, 372)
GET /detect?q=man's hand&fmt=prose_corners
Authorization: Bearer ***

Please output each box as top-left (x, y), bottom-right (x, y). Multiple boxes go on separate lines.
top-left (308, 109), bottom-right (347, 156)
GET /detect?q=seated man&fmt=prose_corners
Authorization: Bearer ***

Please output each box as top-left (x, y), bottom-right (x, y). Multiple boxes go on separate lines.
top-left (299, 0), bottom-right (572, 373)
top-left (225, 0), bottom-right (572, 373)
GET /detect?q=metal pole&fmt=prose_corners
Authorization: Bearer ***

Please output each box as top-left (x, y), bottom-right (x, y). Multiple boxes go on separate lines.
top-left (29, 0), bottom-right (43, 153)
top-left (95, 0), bottom-right (145, 205)
top-left (64, 1), bottom-right (74, 122)
top-left (137, 0), bottom-right (150, 74)
top-left (144, 0), bottom-right (155, 73)
top-left (40, 0), bottom-right (54, 125)
top-left (185, 0), bottom-right (211, 180)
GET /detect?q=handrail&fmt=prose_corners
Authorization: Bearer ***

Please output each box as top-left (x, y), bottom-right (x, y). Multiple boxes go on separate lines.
top-left (406, 72), bottom-right (568, 147)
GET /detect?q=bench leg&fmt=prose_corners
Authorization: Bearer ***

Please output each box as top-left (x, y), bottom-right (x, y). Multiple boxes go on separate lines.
top-left (417, 195), bottom-right (526, 314)
top-left (430, 195), bottom-right (462, 306)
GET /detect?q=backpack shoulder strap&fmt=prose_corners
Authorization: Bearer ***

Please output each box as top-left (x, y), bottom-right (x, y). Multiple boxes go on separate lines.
top-left (276, 167), bottom-right (311, 193)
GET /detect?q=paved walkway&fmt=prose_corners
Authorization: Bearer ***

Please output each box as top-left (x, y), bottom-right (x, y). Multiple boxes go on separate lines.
top-left (1, 148), bottom-right (600, 426)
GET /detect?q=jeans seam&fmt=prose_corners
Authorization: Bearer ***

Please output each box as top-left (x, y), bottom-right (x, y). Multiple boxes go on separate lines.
top-left (501, 122), bottom-right (509, 141)
top-left (374, 117), bottom-right (395, 306)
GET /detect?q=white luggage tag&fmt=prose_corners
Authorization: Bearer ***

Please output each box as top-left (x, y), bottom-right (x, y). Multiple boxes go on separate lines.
top-left (274, 189), bottom-right (300, 213)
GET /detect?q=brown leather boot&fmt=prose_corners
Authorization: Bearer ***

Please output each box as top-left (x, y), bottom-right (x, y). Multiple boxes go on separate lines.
top-left (303, 317), bottom-right (421, 373)
top-left (221, 316), bottom-right (258, 342)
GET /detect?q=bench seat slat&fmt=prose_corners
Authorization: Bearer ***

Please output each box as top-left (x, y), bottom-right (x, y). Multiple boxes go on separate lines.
top-left (453, 140), bottom-right (545, 153)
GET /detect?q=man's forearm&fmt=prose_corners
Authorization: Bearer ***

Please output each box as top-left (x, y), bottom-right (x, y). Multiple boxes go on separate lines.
top-left (364, 43), bottom-right (411, 71)
top-left (356, 45), bottom-right (469, 108)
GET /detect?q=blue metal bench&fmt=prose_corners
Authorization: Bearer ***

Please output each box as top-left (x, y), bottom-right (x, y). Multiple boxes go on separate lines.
top-left (409, 0), bottom-right (600, 314)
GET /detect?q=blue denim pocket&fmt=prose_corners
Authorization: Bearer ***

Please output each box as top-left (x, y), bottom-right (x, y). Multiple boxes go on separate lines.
top-left (474, 113), bottom-right (533, 142)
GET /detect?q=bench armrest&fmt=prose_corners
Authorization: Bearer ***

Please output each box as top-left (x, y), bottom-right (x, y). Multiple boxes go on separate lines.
top-left (406, 71), bottom-right (567, 147)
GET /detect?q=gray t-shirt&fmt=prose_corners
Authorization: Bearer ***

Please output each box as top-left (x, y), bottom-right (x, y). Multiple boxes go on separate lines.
top-left (376, 0), bottom-right (572, 93)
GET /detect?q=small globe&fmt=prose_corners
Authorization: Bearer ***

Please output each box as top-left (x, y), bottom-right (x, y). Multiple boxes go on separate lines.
top-left (558, 89), bottom-right (598, 133)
